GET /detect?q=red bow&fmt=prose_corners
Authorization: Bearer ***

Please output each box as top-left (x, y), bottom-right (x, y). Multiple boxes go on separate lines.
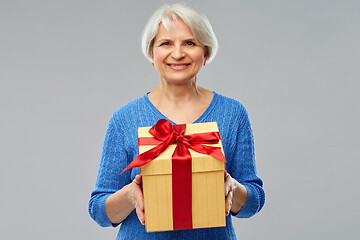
top-left (120, 119), bottom-right (226, 174)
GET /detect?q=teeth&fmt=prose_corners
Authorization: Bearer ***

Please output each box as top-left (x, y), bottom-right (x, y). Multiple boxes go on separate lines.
top-left (169, 64), bottom-right (188, 67)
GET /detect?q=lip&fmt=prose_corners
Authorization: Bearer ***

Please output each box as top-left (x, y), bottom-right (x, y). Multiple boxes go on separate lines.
top-left (167, 63), bottom-right (191, 71)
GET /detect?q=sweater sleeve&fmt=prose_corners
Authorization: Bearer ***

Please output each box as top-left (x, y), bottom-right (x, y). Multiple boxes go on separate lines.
top-left (228, 105), bottom-right (265, 218)
top-left (88, 113), bottom-right (132, 227)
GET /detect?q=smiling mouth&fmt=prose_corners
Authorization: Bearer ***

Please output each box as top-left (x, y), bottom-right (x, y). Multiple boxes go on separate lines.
top-left (168, 64), bottom-right (190, 67)
top-left (167, 63), bottom-right (191, 70)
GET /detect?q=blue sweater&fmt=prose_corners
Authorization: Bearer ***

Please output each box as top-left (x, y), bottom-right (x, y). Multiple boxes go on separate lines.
top-left (89, 92), bottom-right (265, 240)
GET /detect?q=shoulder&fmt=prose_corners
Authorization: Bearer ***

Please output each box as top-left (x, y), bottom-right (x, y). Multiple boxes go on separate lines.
top-left (209, 92), bottom-right (252, 132)
top-left (111, 95), bottom-right (147, 120)
top-left (113, 95), bottom-right (146, 114)
top-left (214, 92), bottom-right (249, 118)
top-left (106, 94), bottom-right (149, 132)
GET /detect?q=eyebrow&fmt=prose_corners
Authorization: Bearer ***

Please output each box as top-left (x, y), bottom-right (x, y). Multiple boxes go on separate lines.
top-left (156, 38), bottom-right (198, 43)
top-left (156, 38), bottom-right (171, 42)
top-left (184, 38), bottom-right (197, 42)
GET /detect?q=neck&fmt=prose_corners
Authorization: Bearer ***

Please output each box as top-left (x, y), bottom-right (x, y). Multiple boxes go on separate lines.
top-left (147, 76), bottom-right (214, 124)
top-left (151, 76), bottom-right (204, 104)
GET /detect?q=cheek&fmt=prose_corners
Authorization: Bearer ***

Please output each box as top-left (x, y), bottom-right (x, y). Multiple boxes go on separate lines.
top-left (153, 57), bottom-right (166, 70)
top-left (153, 48), bottom-right (168, 61)
top-left (152, 52), bottom-right (167, 72)
top-left (192, 50), bottom-right (206, 64)
top-left (197, 55), bottom-right (205, 63)
top-left (153, 57), bottom-right (164, 70)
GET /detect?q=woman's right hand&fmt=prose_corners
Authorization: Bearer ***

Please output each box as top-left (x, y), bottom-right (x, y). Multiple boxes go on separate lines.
top-left (128, 174), bottom-right (145, 225)
top-left (105, 174), bottom-right (145, 225)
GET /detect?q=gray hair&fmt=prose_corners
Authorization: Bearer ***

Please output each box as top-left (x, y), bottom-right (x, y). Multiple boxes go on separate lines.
top-left (141, 3), bottom-right (218, 64)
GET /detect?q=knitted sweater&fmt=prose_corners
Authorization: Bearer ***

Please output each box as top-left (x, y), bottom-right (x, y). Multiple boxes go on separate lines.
top-left (89, 92), bottom-right (265, 240)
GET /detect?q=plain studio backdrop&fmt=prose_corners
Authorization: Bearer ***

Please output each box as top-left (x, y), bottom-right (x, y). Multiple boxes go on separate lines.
top-left (1, 0), bottom-right (359, 239)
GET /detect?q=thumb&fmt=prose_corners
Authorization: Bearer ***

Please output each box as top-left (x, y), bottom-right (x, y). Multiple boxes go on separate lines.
top-left (134, 174), bottom-right (142, 185)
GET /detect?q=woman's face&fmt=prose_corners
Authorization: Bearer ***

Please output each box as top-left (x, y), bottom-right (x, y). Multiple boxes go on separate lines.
top-left (152, 20), bottom-right (207, 85)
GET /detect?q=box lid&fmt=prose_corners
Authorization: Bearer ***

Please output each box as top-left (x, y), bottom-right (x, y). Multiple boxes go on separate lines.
top-left (139, 122), bottom-right (225, 176)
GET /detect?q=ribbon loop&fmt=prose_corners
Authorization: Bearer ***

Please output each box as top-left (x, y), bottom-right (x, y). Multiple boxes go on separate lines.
top-left (149, 119), bottom-right (174, 141)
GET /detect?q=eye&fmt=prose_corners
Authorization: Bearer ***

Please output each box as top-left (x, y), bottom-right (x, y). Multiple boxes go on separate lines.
top-left (160, 42), bottom-right (170, 46)
top-left (186, 41), bottom-right (196, 46)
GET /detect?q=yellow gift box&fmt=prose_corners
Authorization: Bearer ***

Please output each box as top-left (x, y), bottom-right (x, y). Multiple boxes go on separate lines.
top-left (138, 121), bottom-right (226, 232)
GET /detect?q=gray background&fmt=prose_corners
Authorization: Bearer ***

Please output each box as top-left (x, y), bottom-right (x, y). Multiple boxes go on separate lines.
top-left (1, 0), bottom-right (359, 239)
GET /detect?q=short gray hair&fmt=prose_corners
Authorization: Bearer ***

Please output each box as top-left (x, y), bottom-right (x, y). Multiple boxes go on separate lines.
top-left (141, 3), bottom-right (218, 64)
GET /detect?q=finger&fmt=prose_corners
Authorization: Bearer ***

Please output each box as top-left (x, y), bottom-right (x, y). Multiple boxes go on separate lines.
top-left (134, 174), bottom-right (142, 185)
top-left (132, 181), bottom-right (144, 210)
top-left (135, 206), bottom-right (145, 225)
top-left (224, 170), bottom-right (228, 178)
top-left (224, 170), bottom-right (230, 179)
top-left (132, 188), bottom-right (144, 224)
top-left (224, 181), bottom-right (228, 196)
top-left (136, 196), bottom-right (145, 225)
top-left (135, 205), bottom-right (145, 225)
top-left (225, 190), bottom-right (233, 216)
top-left (132, 178), bottom-right (145, 225)
top-left (136, 191), bottom-right (144, 211)
top-left (224, 171), bottom-right (227, 195)
top-left (224, 175), bottom-right (231, 196)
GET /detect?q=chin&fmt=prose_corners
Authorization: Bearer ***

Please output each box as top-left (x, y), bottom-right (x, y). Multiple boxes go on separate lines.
top-left (163, 76), bottom-right (196, 85)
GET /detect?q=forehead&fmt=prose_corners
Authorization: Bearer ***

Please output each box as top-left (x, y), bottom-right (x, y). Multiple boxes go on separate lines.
top-left (155, 20), bottom-right (194, 40)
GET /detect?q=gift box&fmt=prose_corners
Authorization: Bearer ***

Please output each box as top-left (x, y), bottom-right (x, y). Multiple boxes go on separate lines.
top-left (135, 120), bottom-right (226, 232)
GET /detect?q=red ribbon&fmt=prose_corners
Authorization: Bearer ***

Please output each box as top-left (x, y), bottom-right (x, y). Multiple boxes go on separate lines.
top-left (120, 119), bottom-right (226, 230)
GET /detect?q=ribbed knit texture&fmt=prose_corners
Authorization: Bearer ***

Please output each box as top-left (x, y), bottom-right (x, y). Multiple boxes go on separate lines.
top-left (89, 92), bottom-right (265, 240)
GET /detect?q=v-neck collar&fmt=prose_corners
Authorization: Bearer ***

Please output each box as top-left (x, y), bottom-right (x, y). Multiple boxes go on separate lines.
top-left (143, 91), bottom-right (219, 125)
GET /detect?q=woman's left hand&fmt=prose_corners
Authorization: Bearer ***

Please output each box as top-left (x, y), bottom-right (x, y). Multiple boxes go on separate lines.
top-left (224, 170), bottom-right (248, 216)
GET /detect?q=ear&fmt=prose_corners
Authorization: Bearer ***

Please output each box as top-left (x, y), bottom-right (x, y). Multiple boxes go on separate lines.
top-left (203, 55), bottom-right (208, 66)
top-left (203, 47), bottom-right (209, 66)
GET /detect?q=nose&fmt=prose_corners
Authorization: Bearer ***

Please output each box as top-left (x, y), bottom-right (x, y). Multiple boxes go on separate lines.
top-left (171, 45), bottom-right (185, 60)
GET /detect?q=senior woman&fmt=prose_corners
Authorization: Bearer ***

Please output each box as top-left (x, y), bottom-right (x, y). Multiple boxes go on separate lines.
top-left (89, 3), bottom-right (265, 240)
